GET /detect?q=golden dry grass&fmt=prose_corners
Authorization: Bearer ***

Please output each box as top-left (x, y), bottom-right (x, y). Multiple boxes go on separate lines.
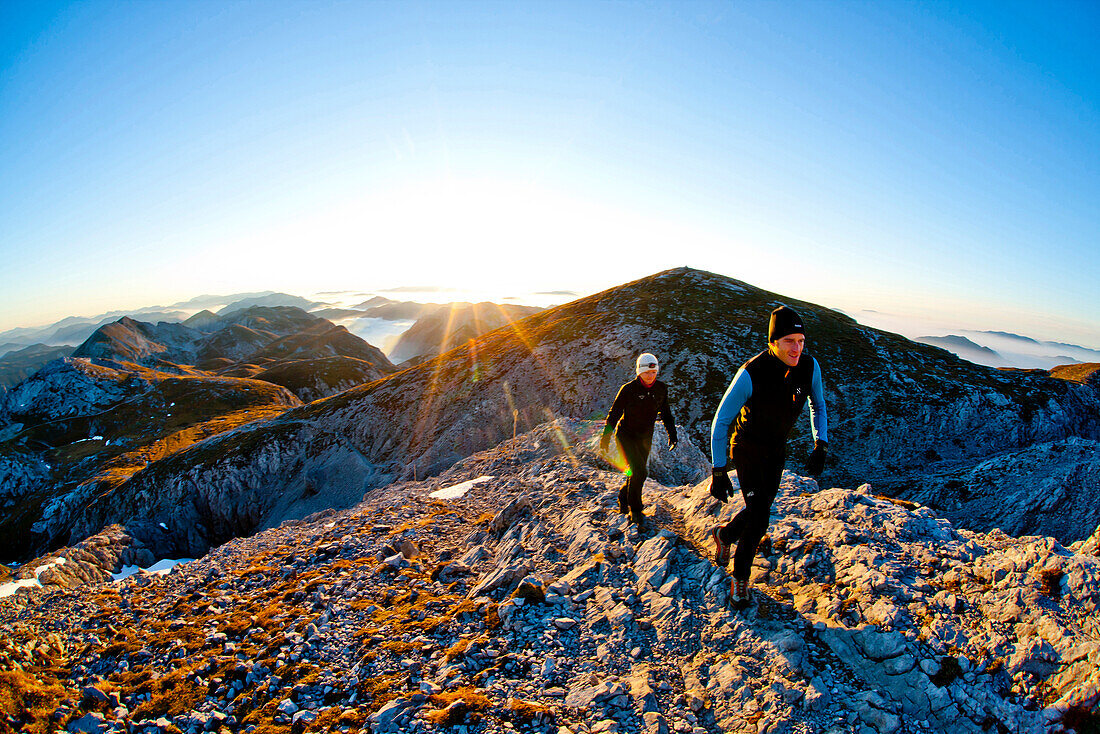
top-left (313, 705), bottom-right (369, 729)
top-left (0, 668), bottom-right (69, 734)
top-left (240, 699), bottom-right (293, 733)
top-left (423, 686), bottom-right (494, 725)
top-left (506, 696), bottom-right (554, 721)
top-left (1049, 363), bottom-right (1100, 383)
top-left (128, 669), bottom-right (204, 720)
top-left (354, 672), bottom-right (406, 710)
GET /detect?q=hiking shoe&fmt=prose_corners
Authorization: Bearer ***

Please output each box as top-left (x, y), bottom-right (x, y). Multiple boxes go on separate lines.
top-left (711, 527), bottom-right (730, 566)
top-left (630, 509), bottom-right (646, 528)
top-left (730, 578), bottom-right (751, 610)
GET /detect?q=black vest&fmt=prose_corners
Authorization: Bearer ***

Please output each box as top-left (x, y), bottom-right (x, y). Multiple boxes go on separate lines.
top-left (732, 351), bottom-right (815, 448)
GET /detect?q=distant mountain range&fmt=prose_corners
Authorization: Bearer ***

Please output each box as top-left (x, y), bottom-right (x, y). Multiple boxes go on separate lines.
top-left (0, 292), bottom-right (544, 362)
top-left (214, 293), bottom-right (322, 315)
top-left (169, 291), bottom-right (283, 309)
top-left (915, 330), bottom-right (1100, 370)
top-left (70, 306), bottom-right (396, 383)
top-left (915, 335), bottom-right (1000, 364)
top-left (0, 291), bottom-right (320, 354)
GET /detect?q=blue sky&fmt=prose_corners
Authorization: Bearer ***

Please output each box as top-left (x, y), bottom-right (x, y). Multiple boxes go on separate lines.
top-left (1, 0), bottom-right (1098, 346)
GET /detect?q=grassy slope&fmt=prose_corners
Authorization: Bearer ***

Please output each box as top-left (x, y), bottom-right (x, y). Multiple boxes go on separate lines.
top-left (1050, 362), bottom-right (1100, 384)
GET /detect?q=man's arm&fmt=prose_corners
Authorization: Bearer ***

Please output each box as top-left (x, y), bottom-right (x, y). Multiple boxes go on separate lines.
top-left (710, 368), bottom-right (752, 468)
top-left (808, 358), bottom-right (828, 444)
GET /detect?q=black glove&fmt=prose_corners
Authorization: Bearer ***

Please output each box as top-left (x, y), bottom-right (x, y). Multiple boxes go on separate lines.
top-left (806, 441), bottom-right (828, 476)
top-left (710, 467), bottom-right (732, 503)
top-left (599, 432), bottom-right (611, 454)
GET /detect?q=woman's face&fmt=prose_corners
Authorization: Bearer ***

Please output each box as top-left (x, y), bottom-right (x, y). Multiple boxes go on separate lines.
top-left (639, 369), bottom-right (658, 386)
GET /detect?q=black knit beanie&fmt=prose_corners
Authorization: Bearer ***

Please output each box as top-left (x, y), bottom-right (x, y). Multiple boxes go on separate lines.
top-left (768, 306), bottom-right (805, 342)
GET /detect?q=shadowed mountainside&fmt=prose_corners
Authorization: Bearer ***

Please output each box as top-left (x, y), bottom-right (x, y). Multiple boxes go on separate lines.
top-left (0, 358), bottom-right (302, 560)
top-left (0, 344), bottom-right (76, 388)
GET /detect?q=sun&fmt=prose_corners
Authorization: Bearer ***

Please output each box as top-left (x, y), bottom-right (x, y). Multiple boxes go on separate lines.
top-left (216, 174), bottom-right (716, 298)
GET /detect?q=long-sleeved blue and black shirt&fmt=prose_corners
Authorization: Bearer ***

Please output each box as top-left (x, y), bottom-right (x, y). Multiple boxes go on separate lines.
top-left (710, 350), bottom-right (828, 469)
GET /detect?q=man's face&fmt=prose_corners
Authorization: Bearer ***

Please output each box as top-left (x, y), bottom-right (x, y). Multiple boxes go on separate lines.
top-left (639, 369), bottom-right (658, 386)
top-left (772, 334), bottom-right (805, 367)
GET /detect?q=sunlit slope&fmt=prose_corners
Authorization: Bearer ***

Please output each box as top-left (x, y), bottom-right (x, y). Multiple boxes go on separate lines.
top-left (299, 266), bottom-right (1100, 478)
top-left (254, 355), bottom-right (395, 402)
top-left (388, 302), bottom-right (543, 364)
top-left (1050, 362), bottom-right (1100, 385)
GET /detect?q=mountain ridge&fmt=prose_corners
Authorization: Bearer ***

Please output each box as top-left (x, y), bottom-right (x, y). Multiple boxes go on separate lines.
top-left (21, 267), bottom-right (1099, 565)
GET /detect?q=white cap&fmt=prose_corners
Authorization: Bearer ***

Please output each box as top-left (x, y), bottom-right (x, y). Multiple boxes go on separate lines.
top-left (636, 353), bottom-right (659, 375)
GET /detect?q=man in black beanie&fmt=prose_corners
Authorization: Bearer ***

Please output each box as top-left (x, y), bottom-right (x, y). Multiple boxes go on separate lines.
top-left (708, 305), bottom-right (830, 609)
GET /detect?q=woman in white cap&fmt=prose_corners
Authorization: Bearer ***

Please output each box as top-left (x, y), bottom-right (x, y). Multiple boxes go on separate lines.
top-left (599, 352), bottom-right (678, 527)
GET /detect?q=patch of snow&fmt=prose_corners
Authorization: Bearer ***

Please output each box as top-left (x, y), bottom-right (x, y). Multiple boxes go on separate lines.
top-left (112, 558), bottom-right (194, 582)
top-left (0, 556), bottom-right (67, 598)
top-left (324, 522), bottom-right (336, 529)
top-left (429, 475), bottom-right (494, 500)
top-left (0, 578), bottom-right (40, 597)
top-left (158, 522), bottom-right (168, 531)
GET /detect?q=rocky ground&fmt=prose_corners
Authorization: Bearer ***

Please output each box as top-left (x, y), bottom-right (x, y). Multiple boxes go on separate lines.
top-left (2, 420), bottom-right (1098, 734)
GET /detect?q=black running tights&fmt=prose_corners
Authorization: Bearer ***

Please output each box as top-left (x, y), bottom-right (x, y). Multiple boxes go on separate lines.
top-left (616, 431), bottom-right (652, 514)
top-left (718, 444), bottom-right (785, 581)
